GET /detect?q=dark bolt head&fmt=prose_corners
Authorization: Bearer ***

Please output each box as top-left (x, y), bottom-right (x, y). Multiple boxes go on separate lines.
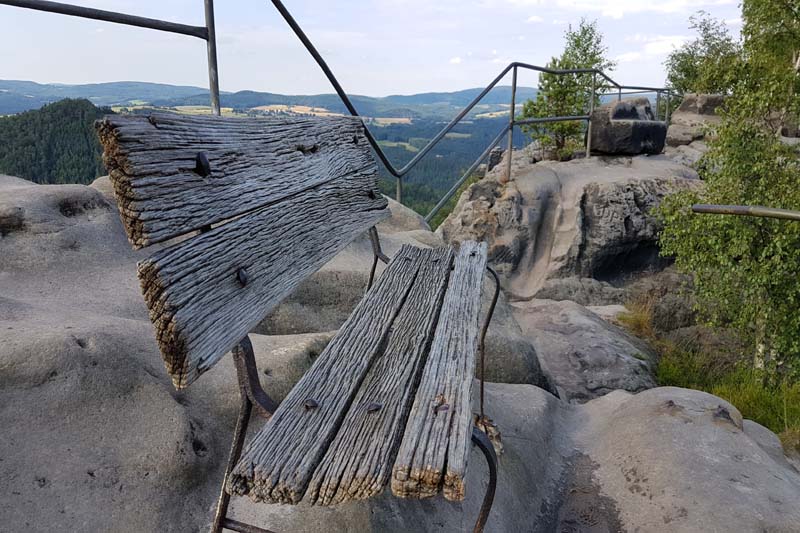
top-left (304, 398), bottom-right (319, 410)
top-left (195, 152), bottom-right (211, 177)
top-left (236, 267), bottom-right (248, 287)
top-left (367, 402), bottom-right (382, 413)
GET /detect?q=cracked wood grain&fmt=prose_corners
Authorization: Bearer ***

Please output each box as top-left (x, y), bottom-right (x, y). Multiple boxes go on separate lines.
top-left (226, 245), bottom-right (428, 504)
top-left (306, 246), bottom-right (454, 505)
top-left (391, 241), bottom-right (488, 501)
top-left (97, 112), bottom-right (375, 248)
top-left (138, 172), bottom-right (388, 389)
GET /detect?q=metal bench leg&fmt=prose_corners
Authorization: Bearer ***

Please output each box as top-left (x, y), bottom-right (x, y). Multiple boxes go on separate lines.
top-left (471, 426), bottom-right (498, 533)
top-left (211, 392), bottom-right (253, 533)
top-left (211, 336), bottom-right (278, 533)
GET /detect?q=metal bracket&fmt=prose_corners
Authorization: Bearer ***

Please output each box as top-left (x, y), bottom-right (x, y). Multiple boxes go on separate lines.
top-left (232, 336), bottom-right (278, 419)
top-left (367, 226), bottom-right (389, 291)
top-left (479, 266), bottom-right (500, 420)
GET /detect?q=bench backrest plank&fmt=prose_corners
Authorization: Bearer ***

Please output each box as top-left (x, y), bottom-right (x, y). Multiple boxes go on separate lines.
top-left (97, 113), bottom-right (389, 388)
top-left (98, 113), bottom-right (374, 248)
top-left (391, 240), bottom-right (488, 501)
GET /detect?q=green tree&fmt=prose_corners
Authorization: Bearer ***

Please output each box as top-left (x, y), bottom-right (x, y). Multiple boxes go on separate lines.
top-left (659, 0), bottom-right (800, 379)
top-left (0, 98), bottom-right (110, 184)
top-left (518, 19), bottom-right (615, 160)
top-left (664, 12), bottom-right (743, 95)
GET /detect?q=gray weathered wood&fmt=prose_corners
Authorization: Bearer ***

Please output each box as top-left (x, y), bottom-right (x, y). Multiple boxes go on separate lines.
top-left (227, 245), bottom-right (429, 503)
top-left (138, 172), bottom-right (388, 389)
top-left (306, 246), bottom-right (454, 506)
top-left (391, 241), bottom-right (488, 501)
top-left (97, 112), bottom-right (375, 248)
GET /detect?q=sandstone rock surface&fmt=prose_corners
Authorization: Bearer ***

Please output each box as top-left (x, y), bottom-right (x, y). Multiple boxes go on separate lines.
top-left (666, 93), bottom-right (725, 147)
top-left (589, 97), bottom-right (667, 155)
top-left (437, 151), bottom-right (701, 299)
top-left (575, 387), bottom-right (800, 532)
top-left (512, 299), bottom-right (656, 402)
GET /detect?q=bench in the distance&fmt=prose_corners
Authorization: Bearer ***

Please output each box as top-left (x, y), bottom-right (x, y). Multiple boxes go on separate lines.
top-left (97, 112), bottom-right (498, 533)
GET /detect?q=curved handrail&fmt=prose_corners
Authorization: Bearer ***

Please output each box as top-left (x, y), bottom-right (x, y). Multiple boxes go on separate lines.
top-left (268, 0), bottom-right (673, 184)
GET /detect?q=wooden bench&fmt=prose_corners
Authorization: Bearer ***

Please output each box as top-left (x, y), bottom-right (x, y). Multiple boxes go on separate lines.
top-left (97, 112), bottom-right (500, 533)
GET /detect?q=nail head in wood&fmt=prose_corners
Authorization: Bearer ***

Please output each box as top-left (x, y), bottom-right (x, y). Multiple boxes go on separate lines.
top-left (366, 402), bottom-right (382, 413)
top-left (195, 152), bottom-right (211, 177)
top-left (304, 398), bottom-right (319, 410)
top-left (236, 267), bottom-right (248, 287)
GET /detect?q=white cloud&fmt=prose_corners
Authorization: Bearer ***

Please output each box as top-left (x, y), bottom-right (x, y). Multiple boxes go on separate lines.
top-left (725, 17), bottom-right (742, 26)
top-left (623, 34), bottom-right (691, 58)
top-left (502, 0), bottom-right (735, 19)
top-left (449, 56), bottom-right (463, 64)
top-left (616, 51), bottom-right (642, 63)
top-left (526, 15), bottom-right (543, 22)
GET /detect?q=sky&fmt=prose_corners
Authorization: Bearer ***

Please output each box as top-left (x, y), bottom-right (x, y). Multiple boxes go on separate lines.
top-left (0, 0), bottom-right (743, 96)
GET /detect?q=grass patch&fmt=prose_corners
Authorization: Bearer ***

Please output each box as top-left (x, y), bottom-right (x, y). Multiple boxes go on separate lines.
top-left (618, 295), bottom-right (800, 449)
top-left (617, 297), bottom-right (656, 339)
top-left (656, 340), bottom-right (800, 448)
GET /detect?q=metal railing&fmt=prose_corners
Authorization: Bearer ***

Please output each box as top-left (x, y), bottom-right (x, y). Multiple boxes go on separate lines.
top-left (1, 0), bottom-right (675, 223)
top-left (0, 0), bottom-right (222, 115)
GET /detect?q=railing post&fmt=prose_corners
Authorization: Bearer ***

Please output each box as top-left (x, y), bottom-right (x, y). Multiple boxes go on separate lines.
top-left (504, 65), bottom-right (517, 183)
top-left (204, 0), bottom-right (221, 116)
top-left (396, 177), bottom-right (402, 205)
top-left (655, 90), bottom-right (661, 121)
top-left (665, 91), bottom-right (672, 125)
top-left (586, 71), bottom-right (595, 158)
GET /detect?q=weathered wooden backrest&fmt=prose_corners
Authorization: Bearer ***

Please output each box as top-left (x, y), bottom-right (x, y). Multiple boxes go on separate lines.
top-left (97, 113), bottom-right (389, 389)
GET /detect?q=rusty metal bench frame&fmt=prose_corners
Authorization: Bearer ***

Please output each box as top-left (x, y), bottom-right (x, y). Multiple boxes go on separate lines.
top-left (210, 225), bottom-right (501, 533)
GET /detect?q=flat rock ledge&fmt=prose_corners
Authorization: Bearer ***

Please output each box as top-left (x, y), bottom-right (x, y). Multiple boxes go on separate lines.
top-left (2, 177), bottom-right (799, 532)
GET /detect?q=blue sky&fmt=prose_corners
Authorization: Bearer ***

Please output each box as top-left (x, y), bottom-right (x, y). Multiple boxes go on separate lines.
top-left (0, 0), bottom-right (742, 96)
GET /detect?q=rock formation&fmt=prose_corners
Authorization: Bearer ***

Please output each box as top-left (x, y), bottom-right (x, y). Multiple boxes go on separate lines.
top-left (513, 299), bottom-right (656, 402)
top-left (589, 97), bottom-right (667, 155)
top-left (666, 93), bottom-right (725, 147)
top-left (436, 150), bottom-right (701, 300)
top-left (2, 167), bottom-right (799, 532)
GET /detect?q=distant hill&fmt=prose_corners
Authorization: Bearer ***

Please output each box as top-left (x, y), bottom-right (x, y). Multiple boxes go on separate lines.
top-left (0, 80), bottom-right (537, 119)
top-left (0, 80), bottom-right (209, 115)
top-left (0, 98), bottom-right (110, 184)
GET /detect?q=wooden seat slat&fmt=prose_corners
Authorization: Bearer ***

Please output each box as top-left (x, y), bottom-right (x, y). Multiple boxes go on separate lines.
top-left (97, 113), bottom-right (374, 248)
top-left (137, 171), bottom-right (388, 389)
top-left (306, 246), bottom-right (454, 506)
top-left (227, 245), bottom-right (428, 504)
top-left (391, 241), bottom-right (488, 501)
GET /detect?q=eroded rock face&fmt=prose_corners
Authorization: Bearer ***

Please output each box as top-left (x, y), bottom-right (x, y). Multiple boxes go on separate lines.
top-left (666, 93), bottom-right (725, 147)
top-left (512, 299), bottom-right (656, 402)
top-left (589, 97), bottom-right (667, 155)
top-left (437, 152), bottom-right (702, 299)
